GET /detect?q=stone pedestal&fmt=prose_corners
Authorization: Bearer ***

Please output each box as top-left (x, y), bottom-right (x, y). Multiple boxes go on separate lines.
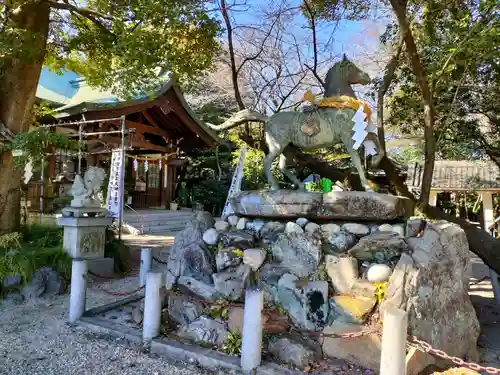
top-left (229, 190), bottom-right (414, 221)
top-left (58, 207), bottom-right (112, 259)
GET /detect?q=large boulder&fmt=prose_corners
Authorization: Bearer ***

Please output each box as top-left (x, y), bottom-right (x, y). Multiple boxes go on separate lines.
top-left (212, 264), bottom-right (251, 301)
top-left (324, 231), bottom-right (357, 254)
top-left (167, 294), bottom-right (204, 326)
top-left (348, 231), bottom-right (408, 262)
top-left (271, 233), bottom-right (322, 278)
top-left (21, 267), bottom-right (64, 300)
top-left (275, 274), bottom-right (329, 331)
top-left (260, 221), bottom-right (286, 242)
top-left (381, 221), bottom-right (480, 362)
top-left (195, 211), bottom-right (215, 232)
top-left (220, 231), bottom-right (255, 249)
top-left (178, 242), bottom-right (214, 284)
top-left (324, 221), bottom-right (480, 371)
top-left (165, 220), bottom-right (205, 288)
top-left (268, 335), bottom-right (322, 369)
top-left (215, 249), bottom-right (242, 271)
top-left (178, 276), bottom-right (220, 301)
top-left (177, 316), bottom-right (228, 346)
top-left (322, 321), bottom-right (382, 370)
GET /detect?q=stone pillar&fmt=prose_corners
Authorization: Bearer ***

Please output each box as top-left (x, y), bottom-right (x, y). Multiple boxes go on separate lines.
top-left (481, 191), bottom-right (494, 233)
top-left (69, 259), bottom-right (87, 323)
top-left (428, 190), bottom-right (438, 207)
top-left (143, 272), bottom-right (163, 342)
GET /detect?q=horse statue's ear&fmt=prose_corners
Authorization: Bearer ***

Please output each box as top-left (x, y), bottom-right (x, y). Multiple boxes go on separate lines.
top-left (342, 53), bottom-right (348, 62)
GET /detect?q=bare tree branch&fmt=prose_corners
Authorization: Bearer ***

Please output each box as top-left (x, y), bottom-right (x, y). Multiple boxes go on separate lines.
top-left (302, 0), bottom-right (325, 88)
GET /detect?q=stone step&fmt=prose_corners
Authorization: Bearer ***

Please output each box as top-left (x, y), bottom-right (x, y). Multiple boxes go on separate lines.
top-left (147, 225), bottom-right (186, 234)
top-left (125, 215), bottom-right (193, 224)
top-left (124, 216), bottom-right (193, 234)
top-left (125, 215), bottom-right (193, 223)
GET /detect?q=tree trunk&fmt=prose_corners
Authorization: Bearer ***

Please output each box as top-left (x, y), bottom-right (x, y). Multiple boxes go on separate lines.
top-left (219, 0), bottom-right (245, 111)
top-left (0, 3), bottom-right (50, 233)
top-left (388, 0), bottom-right (437, 206)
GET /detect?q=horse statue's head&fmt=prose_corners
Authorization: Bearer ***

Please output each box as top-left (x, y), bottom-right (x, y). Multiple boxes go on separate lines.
top-left (324, 54), bottom-right (371, 98)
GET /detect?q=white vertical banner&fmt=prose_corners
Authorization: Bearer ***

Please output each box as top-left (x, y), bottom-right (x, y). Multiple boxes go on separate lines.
top-left (106, 149), bottom-right (124, 218)
top-left (222, 148), bottom-right (247, 218)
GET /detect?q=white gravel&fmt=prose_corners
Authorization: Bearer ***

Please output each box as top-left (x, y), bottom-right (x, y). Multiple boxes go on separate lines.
top-left (0, 270), bottom-right (375, 375)
top-left (0, 273), bottom-right (217, 375)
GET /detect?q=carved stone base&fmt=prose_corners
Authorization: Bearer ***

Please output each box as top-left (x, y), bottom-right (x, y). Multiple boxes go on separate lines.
top-left (57, 215), bottom-right (113, 259)
top-left (229, 190), bottom-right (414, 221)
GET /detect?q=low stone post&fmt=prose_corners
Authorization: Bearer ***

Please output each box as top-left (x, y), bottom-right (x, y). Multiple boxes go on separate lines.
top-left (140, 248), bottom-right (153, 288)
top-left (143, 271), bottom-right (163, 342)
top-left (490, 269), bottom-right (500, 305)
top-left (380, 304), bottom-right (408, 375)
top-left (69, 258), bottom-right (88, 323)
top-left (240, 286), bottom-right (264, 373)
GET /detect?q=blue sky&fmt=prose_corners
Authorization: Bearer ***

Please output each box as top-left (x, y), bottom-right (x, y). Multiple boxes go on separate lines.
top-left (213, 0), bottom-right (391, 105)
top-left (220, 0), bottom-right (389, 65)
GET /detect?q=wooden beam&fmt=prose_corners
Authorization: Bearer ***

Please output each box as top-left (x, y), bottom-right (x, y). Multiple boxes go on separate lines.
top-left (142, 110), bottom-right (160, 129)
top-left (100, 135), bottom-right (170, 153)
top-left (130, 141), bottom-right (170, 153)
top-left (125, 120), bottom-right (171, 139)
top-left (161, 94), bottom-right (214, 146)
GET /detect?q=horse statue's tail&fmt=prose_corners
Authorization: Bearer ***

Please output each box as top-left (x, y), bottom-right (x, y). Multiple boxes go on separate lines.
top-left (205, 109), bottom-right (268, 132)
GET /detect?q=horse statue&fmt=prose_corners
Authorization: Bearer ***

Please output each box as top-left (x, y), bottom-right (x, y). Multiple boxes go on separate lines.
top-left (205, 55), bottom-right (385, 191)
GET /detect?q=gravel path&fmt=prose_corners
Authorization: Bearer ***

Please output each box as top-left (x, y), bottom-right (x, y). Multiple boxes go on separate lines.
top-left (0, 271), bottom-right (374, 375)
top-left (0, 274), bottom-right (216, 375)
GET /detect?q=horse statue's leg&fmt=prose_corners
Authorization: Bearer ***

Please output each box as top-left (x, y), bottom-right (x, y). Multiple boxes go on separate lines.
top-left (343, 137), bottom-right (373, 192)
top-left (263, 133), bottom-right (284, 190)
top-left (279, 154), bottom-right (305, 190)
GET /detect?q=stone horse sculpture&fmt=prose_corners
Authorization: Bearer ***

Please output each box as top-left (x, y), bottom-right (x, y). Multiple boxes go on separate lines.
top-left (206, 55), bottom-right (385, 191)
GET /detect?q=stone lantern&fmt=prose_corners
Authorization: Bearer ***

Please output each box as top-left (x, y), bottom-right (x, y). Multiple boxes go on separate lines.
top-left (57, 167), bottom-right (114, 323)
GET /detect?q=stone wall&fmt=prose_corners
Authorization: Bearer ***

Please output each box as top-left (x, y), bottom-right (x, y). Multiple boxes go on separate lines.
top-left (163, 203), bottom-right (479, 371)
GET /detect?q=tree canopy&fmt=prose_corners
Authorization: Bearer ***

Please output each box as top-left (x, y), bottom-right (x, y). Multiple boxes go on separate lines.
top-left (383, 0), bottom-right (500, 164)
top-left (1, 0), bottom-right (221, 98)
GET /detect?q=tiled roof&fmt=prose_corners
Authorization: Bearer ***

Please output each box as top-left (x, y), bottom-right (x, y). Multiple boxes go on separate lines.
top-left (408, 160), bottom-right (500, 190)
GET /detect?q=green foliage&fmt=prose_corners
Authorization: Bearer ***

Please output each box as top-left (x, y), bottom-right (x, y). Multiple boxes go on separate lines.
top-left (303, 0), bottom-right (371, 21)
top-left (1, 3), bottom-right (221, 145)
top-left (381, 0), bottom-right (500, 162)
top-left (226, 131), bottom-right (279, 190)
top-left (232, 249), bottom-right (244, 258)
top-left (52, 196), bottom-right (72, 211)
top-left (274, 304), bottom-right (288, 317)
top-left (313, 263), bottom-right (328, 281)
top-left (0, 128), bottom-right (77, 171)
top-left (21, 224), bottom-right (64, 249)
top-left (220, 331), bottom-right (242, 356)
top-left (185, 147), bottom-right (232, 215)
top-left (0, 232), bottom-right (23, 250)
top-left (206, 303), bottom-right (230, 321)
top-left (104, 235), bottom-right (131, 274)
top-left (0, 225), bottom-right (70, 286)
